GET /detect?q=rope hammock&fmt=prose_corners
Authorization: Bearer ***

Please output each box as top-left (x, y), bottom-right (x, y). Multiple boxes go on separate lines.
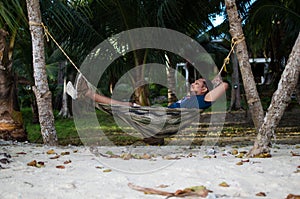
top-left (29, 21), bottom-right (244, 139)
top-left (96, 103), bottom-right (202, 138)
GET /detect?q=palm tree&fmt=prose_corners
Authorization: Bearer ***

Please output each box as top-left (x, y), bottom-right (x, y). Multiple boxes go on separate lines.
top-left (0, 0), bottom-right (96, 142)
top-left (0, 0), bottom-right (27, 141)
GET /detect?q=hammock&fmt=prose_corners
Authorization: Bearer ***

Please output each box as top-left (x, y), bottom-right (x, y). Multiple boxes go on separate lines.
top-left (96, 103), bottom-right (203, 138)
top-left (67, 81), bottom-right (203, 139)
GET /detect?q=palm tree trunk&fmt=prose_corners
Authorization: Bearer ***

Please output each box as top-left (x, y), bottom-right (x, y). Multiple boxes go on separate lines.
top-left (248, 33), bottom-right (300, 156)
top-left (229, 52), bottom-right (242, 110)
top-left (0, 29), bottom-right (26, 141)
top-left (26, 0), bottom-right (58, 145)
top-left (225, 0), bottom-right (264, 131)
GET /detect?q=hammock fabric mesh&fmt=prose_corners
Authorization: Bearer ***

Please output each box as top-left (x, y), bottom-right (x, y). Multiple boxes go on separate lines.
top-left (96, 103), bottom-right (203, 139)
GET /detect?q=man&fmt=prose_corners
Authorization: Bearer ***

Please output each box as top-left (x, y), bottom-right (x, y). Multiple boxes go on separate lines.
top-left (68, 74), bottom-right (229, 109)
top-left (168, 78), bottom-right (228, 109)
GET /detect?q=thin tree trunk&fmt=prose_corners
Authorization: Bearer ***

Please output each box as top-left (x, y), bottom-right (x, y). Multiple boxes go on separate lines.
top-left (133, 49), bottom-right (150, 106)
top-left (229, 52), bottom-right (242, 110)
top-left (248, 33), bottom-right (300, 156)
top-left (54, 61), bottom-right (64, 110)
top-left (58, 76), bottom-right (71, 118)
top-left (295, 79), bottom-right (300, 105)
top-left (165, 54), bottom-right (177, 105)
top-left (225, 0), bottom-right (264, 131)
top-left (26, 0), bottom-right (58, 145)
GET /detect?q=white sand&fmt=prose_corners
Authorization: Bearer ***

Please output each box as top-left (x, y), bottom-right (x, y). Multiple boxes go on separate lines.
top-left (0, 141), bottom-right (299, 199)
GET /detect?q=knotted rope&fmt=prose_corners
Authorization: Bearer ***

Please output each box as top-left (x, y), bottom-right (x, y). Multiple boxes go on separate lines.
top-left (218, 34), bottom-right (245, 75)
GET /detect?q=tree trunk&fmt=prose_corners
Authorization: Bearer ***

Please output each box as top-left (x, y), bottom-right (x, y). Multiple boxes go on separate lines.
top-left (133, 49), bottom-right (150, 106)
top-left (58, 76), bottom-right (71, 118)
top-left (26, 0), bottom-right (58, 145)
top-left (225, 0), bottom-right (264, 131)
top-left (0, 29), bottom-right (26, 141)
top-left (229, 52), bottom-right (242, 110)
top-left (56, 61), bottom-right (70, 118)
top-left (165, 54), bottom-right (177, 105)
top-left (295, 78), bottom-right (300, 105)
top-left (248, 33), bottom-right (300, 156)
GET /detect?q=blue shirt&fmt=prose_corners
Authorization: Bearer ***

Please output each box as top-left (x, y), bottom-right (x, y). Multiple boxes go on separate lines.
top-left (168, 95), bottom-right (212, 109)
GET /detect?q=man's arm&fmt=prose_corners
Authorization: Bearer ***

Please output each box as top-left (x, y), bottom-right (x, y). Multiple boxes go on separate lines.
top-left (204, 81), bottom-right (229, 102)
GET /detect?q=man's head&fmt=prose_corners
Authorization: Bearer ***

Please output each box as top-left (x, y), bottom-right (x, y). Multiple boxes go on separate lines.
top-left (190, 78), bottom-right (210, 95)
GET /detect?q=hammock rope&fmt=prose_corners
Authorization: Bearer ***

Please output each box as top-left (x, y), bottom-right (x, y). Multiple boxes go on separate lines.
top-left (28, 21), bottom-right (89, 83)
top-left (219, 34), bottom-right (245, 74)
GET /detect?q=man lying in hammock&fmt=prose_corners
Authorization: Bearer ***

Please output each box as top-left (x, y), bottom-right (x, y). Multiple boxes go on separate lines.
top-left (69, 74), bottom-right (229, 110)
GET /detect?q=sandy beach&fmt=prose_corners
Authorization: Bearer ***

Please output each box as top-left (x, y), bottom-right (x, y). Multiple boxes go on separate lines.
top-left (1, 140), bottom-right (300, 199)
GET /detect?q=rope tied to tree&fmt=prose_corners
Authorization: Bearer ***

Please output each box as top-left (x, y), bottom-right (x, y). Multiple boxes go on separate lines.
top-left (219, 34), bottom-right (245, 75)
top-left (28, 21), bottom-right (89, 83)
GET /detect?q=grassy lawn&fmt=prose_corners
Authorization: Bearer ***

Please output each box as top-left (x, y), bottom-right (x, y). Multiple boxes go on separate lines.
top-left (22, 107), bottom-right (142, 146)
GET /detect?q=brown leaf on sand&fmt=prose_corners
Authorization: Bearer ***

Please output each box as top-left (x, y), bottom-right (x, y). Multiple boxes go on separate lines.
top-left (253, 153), bottom-right (272, 158)
top-left (128, 183), bottom-right (211, 198)
top-left (256, 192), bottom-right (266, 197)
top-left (286, 194), bottom-right (300, 199)
top-left (290, 151), bottom-right (300, 156)
top-left (64, 160), bottom-right (72, 164)
top-left (27, 160), bottom-right (45, 168)
top-left (56, 165), bottom-right (65, 169)
top-left (50, 155), bottom-right (60, 159)
top-left (61, 151), bottom-right (70, 156)
top-left (46, 149), bottom-right (55, 155)
top-left (219, 182), bottom-right (230, 187)
top-left (27, 160), bottom-right (37, 167)
top-left (16, 152), bottom-right (26, 155)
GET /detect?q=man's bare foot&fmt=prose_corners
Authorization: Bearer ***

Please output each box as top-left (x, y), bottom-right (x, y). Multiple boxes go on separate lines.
top-left (75, 74), bottom-right (89, 98)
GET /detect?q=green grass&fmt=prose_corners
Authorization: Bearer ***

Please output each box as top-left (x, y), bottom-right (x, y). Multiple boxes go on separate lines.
top-left (21, 107), bottom-right (141, 146)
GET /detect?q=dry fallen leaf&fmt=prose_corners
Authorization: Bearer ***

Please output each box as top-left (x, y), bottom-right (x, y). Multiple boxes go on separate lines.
top-left (241, 159), bottom-right (250, 162)
top-left (103, 169), bottom-right (112, 172)
top-left (121, 153), bottom-right (132, 160)
top-left (56, 165), bottom-right (65, 169)
top-left (0, 158), bottom-right (10, 164)
top-left (291, 151), bottom-right (300, 156)
top-left (50, 155), bottom-right (60, 159)
top-left (46, 149), bottom-right (55, 155)
top-left (256, 192), bottom-right (266, 197)
top-left (254, 153), bottom-right (272, 158)
top-left (219, 182), bottom-right (230, 187)
top-left (64, 160), bottom-right (72, 164)
top-left (236, 161), bottom-right (243, 166)
top-left (16, 152), bottom-right (27, 155)
top-left (163, 155), bottom-right (180, 160)
top-left (61, 151), bottom-right (70, 156)
top-left (27, 160), bottom-right (37, 167)
top-left (286, 194), bottom-right (300, 199)
top-left (142, 153), bottom-right (151, 159)
top-left (231, 149), bottom-right (238, 155)
top-left (27, 160), bottom-right (45, 168)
